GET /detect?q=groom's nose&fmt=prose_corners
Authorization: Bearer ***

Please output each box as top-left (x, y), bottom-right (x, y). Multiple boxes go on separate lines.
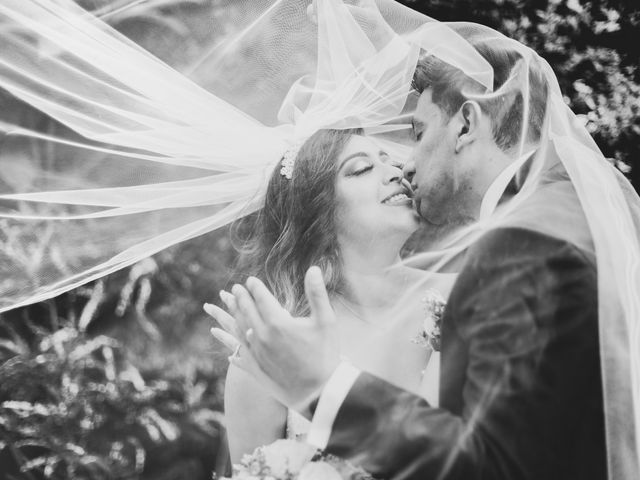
top-left (403, 159), bottom-right (416, 185)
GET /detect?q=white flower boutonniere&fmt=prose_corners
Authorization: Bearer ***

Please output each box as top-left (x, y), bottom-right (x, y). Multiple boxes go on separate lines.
top-left (411, 289), bottom-right (446, 352)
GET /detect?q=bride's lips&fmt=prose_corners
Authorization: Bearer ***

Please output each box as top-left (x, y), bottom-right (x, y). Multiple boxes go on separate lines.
top-left (382, 183), bottom-right (414, 206)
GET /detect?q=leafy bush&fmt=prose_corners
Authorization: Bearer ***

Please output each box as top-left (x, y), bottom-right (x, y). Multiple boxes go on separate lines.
top-left (0, 306), bottom-right (228, 480)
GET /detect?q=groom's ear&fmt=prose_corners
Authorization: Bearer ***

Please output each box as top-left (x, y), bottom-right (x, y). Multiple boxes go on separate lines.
top-left (454, 100), bottom-right (483, 154)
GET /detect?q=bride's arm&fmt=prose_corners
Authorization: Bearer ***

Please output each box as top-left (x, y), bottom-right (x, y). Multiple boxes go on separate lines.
top-left (224, 363), bottom-right (288, 463)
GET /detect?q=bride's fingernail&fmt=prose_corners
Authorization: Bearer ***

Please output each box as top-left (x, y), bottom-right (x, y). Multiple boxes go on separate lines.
top-left (211, 327), bottom-right (226, 340)
top-left (219, 290), bottom-right (230, 303)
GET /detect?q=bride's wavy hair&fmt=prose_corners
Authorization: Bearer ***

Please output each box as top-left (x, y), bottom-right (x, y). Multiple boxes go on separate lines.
top-left (234, 128), bottom-right (364, 316)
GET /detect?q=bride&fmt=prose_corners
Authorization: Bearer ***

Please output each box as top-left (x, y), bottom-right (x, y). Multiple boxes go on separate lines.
top-left (214, 127), bottom-right (455, 462)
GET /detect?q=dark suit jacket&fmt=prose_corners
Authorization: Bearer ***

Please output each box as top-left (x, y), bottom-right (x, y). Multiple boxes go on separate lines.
top-left (322, 226), bottom-right (606, 480)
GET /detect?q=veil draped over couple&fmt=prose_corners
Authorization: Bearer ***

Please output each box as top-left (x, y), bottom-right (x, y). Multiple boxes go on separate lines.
top-left (1, 0), bottom-right (640, 479)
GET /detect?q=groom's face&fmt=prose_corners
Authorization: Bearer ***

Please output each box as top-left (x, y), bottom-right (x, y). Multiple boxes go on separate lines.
top-left (404, 89), bottom-right (462, 226)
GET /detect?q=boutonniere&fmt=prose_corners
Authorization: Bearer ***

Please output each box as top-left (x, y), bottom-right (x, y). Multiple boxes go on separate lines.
top-left (411, 289), bottom-right (446, 352)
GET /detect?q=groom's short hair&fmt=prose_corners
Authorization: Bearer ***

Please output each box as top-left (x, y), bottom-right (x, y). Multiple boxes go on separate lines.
top-left (412, 33), bottom-right (548, 151)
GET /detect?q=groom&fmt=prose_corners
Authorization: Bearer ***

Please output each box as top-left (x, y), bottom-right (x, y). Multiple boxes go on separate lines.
top-left (213, 40), bottom-right (607, 479)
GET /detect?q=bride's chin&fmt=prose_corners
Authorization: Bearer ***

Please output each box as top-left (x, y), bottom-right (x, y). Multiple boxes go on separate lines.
top-left (391, 217), bottom-right (420, 244)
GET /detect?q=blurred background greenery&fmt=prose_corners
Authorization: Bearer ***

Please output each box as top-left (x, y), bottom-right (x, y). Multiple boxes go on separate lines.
top-left (0, 1), bottom-right (638, 479)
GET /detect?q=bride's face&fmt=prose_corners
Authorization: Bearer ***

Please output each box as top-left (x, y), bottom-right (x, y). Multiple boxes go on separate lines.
top-left (334, 135), bottom-right (419, 245)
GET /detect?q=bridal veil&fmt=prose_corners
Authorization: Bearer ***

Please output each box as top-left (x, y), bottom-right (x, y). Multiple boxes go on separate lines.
top-left (0, 1), bottom-right (638, 478)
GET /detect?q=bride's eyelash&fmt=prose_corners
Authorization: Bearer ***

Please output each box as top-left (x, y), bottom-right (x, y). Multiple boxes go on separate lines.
top-left (350, 165), bottom-right (373, 176)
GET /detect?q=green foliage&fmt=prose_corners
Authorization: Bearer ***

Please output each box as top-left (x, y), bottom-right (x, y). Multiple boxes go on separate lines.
top-left (0, 312), bottom-right (226, 480)
top-left (1, 325), bottom-right (156, 479)
top-left (0, 223), bottom-right (238, 479)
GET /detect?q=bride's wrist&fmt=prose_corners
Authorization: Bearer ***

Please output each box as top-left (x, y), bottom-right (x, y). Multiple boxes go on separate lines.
top-left (290, 356), bottom-right (347, 419)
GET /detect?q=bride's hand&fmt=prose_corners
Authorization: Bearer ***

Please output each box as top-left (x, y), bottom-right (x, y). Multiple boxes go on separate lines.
top-left (206, 301), bottom-right (299, 411)
top-left (208, 267), bottom-right (341, 413)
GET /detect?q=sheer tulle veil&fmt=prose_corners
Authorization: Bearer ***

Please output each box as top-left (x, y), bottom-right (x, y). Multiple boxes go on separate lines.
top-left (0, 1), bottom-right (639, 478)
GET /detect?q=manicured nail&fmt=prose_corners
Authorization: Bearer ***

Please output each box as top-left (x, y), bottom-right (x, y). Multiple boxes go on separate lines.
top-left (219, 290), bottom-right (231, 304)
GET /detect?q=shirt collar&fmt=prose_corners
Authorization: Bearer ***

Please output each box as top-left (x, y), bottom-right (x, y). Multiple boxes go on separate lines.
top-left (479, 150), bottom-right (536, 221)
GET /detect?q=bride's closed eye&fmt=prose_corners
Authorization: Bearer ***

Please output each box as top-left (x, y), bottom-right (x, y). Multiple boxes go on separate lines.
top-left (345, 159), bottom-right (374, 176)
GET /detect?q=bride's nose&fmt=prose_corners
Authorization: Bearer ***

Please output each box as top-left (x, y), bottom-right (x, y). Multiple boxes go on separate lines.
top-left (382, 163), bottom-right (403, 184)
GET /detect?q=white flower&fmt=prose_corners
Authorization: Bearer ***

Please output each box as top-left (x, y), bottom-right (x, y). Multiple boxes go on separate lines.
top-left (260, 439), bottom-right (316, 477)
top-left (298, 461), bottom-right (342, 480)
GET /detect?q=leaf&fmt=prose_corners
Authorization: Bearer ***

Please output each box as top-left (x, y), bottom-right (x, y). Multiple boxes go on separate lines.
top-left (0, 339), bottom-right (26, 356)
top-left (20, 456), bottom-right (50, 472)
top-left (140, 408), bottom-right (179, 442)
top-left (1, 401), bottom-right (35, 412)
top-left (68, 335), bottom-right (118, 362)
top-left (38, 327), bottom-right (78, 354)
top-left (78, 281), bottom-right (105, 332)
top-left (64, 442), bottom-right (87, 456)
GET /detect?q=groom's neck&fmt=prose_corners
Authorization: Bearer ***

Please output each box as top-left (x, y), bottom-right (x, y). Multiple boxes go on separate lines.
top-left (470, 144), bottom-right (516, 213)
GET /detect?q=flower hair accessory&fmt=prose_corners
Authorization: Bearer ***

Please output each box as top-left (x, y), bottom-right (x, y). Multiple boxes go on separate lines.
top-left (280, 140), bottom-right (305, 180)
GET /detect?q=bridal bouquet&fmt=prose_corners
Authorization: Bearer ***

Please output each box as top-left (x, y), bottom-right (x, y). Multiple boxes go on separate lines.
top-left (221, 439), bottom-right (373, 480)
